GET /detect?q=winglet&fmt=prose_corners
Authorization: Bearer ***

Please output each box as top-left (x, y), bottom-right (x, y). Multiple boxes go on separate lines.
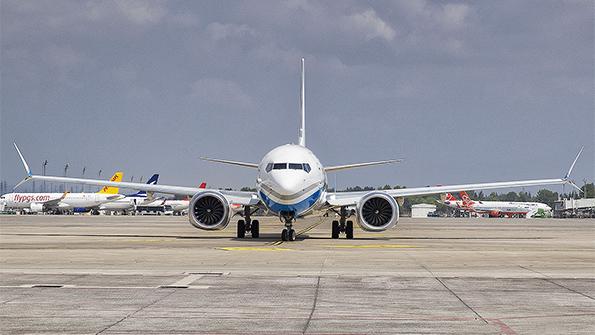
top-left (13, 142), bottom-right (32, 177)
top-left (564, 146), bottom-right (584, 180)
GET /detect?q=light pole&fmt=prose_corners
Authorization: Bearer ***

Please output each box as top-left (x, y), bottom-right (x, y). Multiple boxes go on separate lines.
top-left (98, 169), bottom-right (102, 178)
top-left (63, 163), bottom-right (69, 192)
top-left (82, 166), bottom-right (86, 192)
top-left (42, 160), bottom-right (48, 192)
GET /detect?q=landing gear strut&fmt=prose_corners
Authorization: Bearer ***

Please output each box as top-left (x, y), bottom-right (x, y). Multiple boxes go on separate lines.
top-left (280, 211), bottom-right (296, 241)
top-left (236, 206), bottom-right (260, 238)
top-left (331, 206), bottom-right (354, 239)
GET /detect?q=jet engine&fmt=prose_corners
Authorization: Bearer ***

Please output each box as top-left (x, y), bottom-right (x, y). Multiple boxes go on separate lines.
top-left (30, 203), bottom-right (44, 213)
top-left (356, 192), bottom-right (399, 231)
top-left (188, 191), bottom-right (231, 230)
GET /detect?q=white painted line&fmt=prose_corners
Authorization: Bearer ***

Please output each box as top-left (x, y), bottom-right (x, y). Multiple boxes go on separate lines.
top-left (188, 285), bottom-right (210, 289)
top-left (168, 274), bottom-right (203, 287)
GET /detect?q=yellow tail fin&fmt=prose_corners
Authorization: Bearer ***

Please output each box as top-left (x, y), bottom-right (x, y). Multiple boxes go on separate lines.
top-left (97, 171), bottom-right (123, 194)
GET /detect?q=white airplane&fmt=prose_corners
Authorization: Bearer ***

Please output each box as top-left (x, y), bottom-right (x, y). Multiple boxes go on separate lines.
top-left (444, 191), bottom-right (552, 218)
top-left (1, 172), bottom-right (124, 213)
top-left (12, 59), bottom-right (583, 241)
top-left (99, 174), bottom-right (160, 213)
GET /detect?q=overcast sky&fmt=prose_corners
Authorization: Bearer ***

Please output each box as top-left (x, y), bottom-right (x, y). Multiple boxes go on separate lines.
top-left (1, 0), bottom-right (593, 193)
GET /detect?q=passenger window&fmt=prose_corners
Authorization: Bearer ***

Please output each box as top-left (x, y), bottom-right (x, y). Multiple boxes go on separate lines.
top-left (303, 163), bottom-right (311, 173)
top-left (273, 163), bottom-right (287, 170)
top-left (265, 163), bottom-right (273, 172)
top-left (289, 163), bottom-right (303, 170)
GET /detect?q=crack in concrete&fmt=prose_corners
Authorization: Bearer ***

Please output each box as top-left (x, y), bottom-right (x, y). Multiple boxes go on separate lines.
top-left (302, 276), bottom-right (321, 334)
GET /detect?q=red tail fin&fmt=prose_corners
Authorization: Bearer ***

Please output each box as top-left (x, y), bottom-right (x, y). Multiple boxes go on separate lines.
top-left (459, 191), bottom-right (474, 206)
top-left (199, 182), bottom-right (207, 189)
top-left (445, 193), bottom-right (457, 202)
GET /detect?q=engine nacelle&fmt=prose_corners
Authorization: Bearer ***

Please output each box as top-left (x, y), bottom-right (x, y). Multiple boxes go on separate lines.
top-left (356, 192), bottom-right (399, 232)
top-left (188, 191), bottom-right (231, 230)
top-left (30, 202), bottom-right (44, 213)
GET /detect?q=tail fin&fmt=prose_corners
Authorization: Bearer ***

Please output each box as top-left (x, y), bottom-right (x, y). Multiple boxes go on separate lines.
top-left (199, 182), bottom-right (207, 189)
top-left (126, 174), bottom-right (159, 197)
top-left (444, 193), bottom-right (458, 202)
top-left (298, 58), bottom-right (306, 147)
top-left (97, 172), bottom-right (123, 194)
top-left (459, 191), bottom-right (474, 206)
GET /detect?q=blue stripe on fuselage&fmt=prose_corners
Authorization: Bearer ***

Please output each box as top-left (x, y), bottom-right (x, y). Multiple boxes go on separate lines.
top-left (259, 188), bottom-right (321, 216)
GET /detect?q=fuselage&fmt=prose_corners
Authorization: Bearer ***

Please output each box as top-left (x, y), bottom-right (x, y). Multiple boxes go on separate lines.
top-left (256, 144), bottom-right (327, 217)
top-left (467, 201), bottom-right (551, 214)
top-left (443, 198), bottom-right (551, 216)
top-left (0, 192), bottom-right (120, 209)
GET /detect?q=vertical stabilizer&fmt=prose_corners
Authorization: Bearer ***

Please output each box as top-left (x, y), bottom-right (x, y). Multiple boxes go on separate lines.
top-left (298, 58), bottom-right (306, 147)
top-left (97, 172), bottom-right (123, 194)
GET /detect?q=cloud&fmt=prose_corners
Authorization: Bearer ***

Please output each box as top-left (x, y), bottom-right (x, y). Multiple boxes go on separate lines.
top-left (440, 4), bottom-right (470, 30)
top-left (190, 78), bottom-right (254, 110)
top-left (114, 0), bottom-right (167, 25)
top-left (345, 9), bottom-right (396, 41)
top-left (206, 22), bottom-right (256, 41)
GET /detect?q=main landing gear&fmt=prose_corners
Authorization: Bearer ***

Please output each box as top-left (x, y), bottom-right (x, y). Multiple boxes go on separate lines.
top-left (236, 206), bottom-right (260, 239)
top-left (331, 206), bottom-right (354, 239)
top-left (280, 211), bottom-right (296, 241)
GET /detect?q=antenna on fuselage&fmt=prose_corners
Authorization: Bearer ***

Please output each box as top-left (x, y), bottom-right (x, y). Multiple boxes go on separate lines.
top-left (298, 58), bottom-right (306, 147)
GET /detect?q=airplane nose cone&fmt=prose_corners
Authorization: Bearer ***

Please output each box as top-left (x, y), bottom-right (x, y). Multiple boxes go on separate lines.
top-left (273, 175), bottom-right (301, 195)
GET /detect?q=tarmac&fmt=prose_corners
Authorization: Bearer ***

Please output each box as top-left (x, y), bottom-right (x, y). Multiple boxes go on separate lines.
top-left (0, 215), bottom-right (594, 334)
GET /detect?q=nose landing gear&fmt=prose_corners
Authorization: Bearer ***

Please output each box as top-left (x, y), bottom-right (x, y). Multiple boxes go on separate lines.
top-left (280, 211), bottom-right (296, 241)
top-left (236, 206), bottom-right (260, 239)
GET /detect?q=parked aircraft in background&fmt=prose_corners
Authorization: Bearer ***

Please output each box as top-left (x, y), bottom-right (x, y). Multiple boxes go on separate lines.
top-left (1, 172), bottom-right (124, 213)
top-left (441, 193), bottom-right (465, 208)
top-left (458, 191), bottom-right (552, 218)
top-left (13, 59), bottom-right (583, 241)
top-left (99, 174), bottom-right (160, 213)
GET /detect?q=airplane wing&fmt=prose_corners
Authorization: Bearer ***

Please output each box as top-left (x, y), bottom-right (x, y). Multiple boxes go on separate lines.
top-left (326, 147), bottom-right (584, 207)
top-left (326, 178), bottom-right (568, 207)
top-left (40, 192), bottom-right (70, 208)
top-left (25, 175), bottom-right (260, 206)
top-left (13, 143), bottom-right (259, 206)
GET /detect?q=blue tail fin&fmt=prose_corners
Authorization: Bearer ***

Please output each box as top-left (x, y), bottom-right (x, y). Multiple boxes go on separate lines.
top-left (126, 174), bottom-right (159, 197)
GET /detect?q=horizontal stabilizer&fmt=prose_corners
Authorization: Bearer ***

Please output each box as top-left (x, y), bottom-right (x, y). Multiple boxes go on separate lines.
top-left (325, 159), bottom-right (402, 172)
top-left (200, 157), bottom-right (259, 169)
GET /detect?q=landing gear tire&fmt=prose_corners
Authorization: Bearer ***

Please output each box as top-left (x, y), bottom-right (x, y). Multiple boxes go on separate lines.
top-left (331, 220), bottom-right (339, 239)
top-left (237, 219), bottom-right (246, 238)
top-left (345, 220), bottom-right (354, 239)
top-left (281, 228), bottom-right (296, 241)
top-left (251, 220), bottom-right (260, 238)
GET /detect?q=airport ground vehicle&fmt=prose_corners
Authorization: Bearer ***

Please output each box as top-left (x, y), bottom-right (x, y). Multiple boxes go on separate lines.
top-left (13, 59), bottom-right (583, 241)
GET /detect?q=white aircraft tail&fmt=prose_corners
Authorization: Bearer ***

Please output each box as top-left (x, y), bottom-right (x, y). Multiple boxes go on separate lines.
top-left (298, 58), bottom-right (306, 147)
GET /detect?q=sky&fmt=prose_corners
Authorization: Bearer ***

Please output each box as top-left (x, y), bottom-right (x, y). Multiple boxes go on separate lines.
top-left (1, 0), bottom-right (593, 193)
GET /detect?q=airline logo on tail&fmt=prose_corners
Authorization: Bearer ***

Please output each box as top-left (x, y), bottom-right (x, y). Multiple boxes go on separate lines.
top-left (127, 174), bottom-right (160, 197)
top-left (97, 172), bottom-right (123, 194)
top-left (459, 191), bottom-right (475, 207)
top-left (444, 193), bottom-right (458, 202)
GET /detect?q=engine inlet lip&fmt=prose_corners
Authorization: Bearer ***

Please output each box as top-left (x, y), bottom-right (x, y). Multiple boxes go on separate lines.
top-left (188, 191), bottom-right (230, 230)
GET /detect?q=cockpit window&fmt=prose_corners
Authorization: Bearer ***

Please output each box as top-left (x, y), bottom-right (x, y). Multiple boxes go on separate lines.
top-left (267, 162), bottom-right (312, 173)
top-left (303, 163), bottom-right (311, 173)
